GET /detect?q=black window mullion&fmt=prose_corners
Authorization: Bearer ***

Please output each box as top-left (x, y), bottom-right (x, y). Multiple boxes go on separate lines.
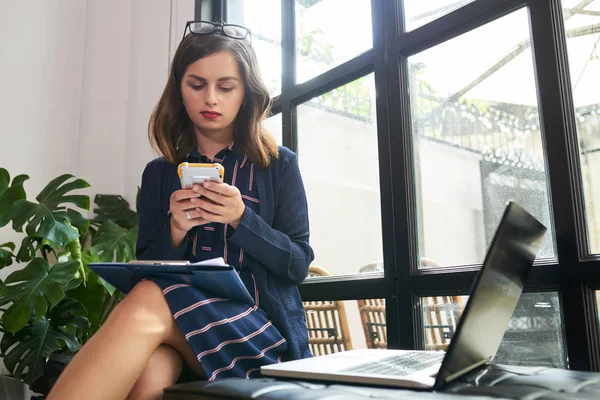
top-left (396, 0), bottom-right (526, 56)
top-left (410, 265), bottom-right (562, 293)
top-left (212, 0), bottom-right (225, 20)
top-left (381, 0), bottom-right (419, 350)
top-left (194, 0), bottom-right (203, 20)
top-left (298, 277), bottom-right (395, 302)
top-left (195, 0), bottom-right (224, 23)
top-left (527, 0), bottom-right (599, 371)
top-left (371, 0), bottom-right (401, 350)
top-left (285, 51), bottom-right (374, 106)
top-left (280, 0), bottom-right (296, 153)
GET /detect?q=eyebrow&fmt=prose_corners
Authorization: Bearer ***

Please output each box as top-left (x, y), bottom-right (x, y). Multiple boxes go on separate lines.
top-left (186, 74), bottom-right (240, 83)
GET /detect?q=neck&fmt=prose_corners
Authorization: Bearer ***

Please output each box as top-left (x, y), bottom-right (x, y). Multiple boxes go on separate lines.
top-left (195, 127), bottom-right (233, 160)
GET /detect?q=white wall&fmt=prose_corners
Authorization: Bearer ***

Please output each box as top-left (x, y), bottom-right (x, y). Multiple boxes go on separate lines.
top-left (0, 0), bottom-right (193, 265)
top-left (0, 0), bottom-right (194, 378)
top-left (0, 0), bottom-right (87, 221)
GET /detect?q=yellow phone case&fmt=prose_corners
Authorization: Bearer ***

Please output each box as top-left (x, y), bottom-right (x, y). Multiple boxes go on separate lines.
top-left (177, 162), bottom-right (225, 188)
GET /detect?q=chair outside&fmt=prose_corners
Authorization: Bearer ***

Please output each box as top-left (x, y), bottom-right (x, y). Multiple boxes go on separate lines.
top-left (357, 262), bottom-right (387, 349)
top-left (422, 295), bottom-right (465, 350)
top-left (357, 260), bottom-right (465, 351)
top-left (303, 266), bottom-right (353, 356)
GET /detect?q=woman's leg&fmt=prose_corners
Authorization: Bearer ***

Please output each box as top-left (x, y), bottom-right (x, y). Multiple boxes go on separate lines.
top-left (47, 280), bottom-right (205, 400)
top-left (125, 345), bottom-right (182, 400)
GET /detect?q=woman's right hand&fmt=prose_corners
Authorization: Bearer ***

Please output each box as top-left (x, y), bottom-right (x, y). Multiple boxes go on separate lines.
top-left (169, 185), bottom-right (207, 248)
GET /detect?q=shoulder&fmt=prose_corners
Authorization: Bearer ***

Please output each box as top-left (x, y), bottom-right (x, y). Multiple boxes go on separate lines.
top-left (276, 145), bottom-right (296, 162)
top-left (269, 146), bottom-right (297, 172)
top-left (142, 156), bottom-right (177, 178)
top-left (141, 157), bottom-right (179, 191)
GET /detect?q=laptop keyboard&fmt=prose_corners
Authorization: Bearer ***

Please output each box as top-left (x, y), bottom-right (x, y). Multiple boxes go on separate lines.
top-left (341, 352), bottom-right (445, 377)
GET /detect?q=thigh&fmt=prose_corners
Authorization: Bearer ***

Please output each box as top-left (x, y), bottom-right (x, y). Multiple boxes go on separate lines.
top-left (122, 280), bottom-right (206, 379)
top-left (127, 345), bottom-right (183, 400)
top-left (164, 320), bottom-right (207, 380)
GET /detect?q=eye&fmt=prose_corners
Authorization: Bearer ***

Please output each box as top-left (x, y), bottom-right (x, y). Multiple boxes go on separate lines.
top-left (190, 84), bottom-right (204, 91)
top-left (220, 87), bottom-right (234, 92)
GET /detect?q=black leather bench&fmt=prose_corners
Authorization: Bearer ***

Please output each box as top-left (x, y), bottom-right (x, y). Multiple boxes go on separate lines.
top-left (163, 364), bottom-right (600, 399)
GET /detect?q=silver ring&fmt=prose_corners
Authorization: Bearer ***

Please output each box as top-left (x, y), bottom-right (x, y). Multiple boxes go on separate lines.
top-left (185, 211), bottom-right (192, 220)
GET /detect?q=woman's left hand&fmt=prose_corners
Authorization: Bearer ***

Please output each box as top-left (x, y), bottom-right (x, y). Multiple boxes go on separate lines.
top-left (192, 181), bottom-right (246, 229)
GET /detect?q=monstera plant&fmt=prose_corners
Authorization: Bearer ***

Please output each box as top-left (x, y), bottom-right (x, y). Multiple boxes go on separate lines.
top-left (0, 167), bottom-right (139, 394)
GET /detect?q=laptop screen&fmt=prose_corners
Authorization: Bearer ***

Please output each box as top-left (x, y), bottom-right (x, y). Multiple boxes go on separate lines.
top-left (435, 202), bottom-right (547, 387)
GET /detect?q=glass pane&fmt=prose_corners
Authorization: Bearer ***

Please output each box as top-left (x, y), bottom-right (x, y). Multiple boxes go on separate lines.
top-left (227, 0), bottom-right (282, 97)
top-left (298, 75), bottom-right (381, 278)
top-left (263, 112), bottom-right (282, 146)
top-left (402, 0), bottom-right (476, 32)
top-left (295, 0), bottom-right (372, 84)
top-left (303, 297), bottom-right (387, 356)
top-left (421, 293), bottom-right (566, 367)
top-left (561, 0), bottom-right (600, 254)
top-left (408, 9), bottom-right (555, 267)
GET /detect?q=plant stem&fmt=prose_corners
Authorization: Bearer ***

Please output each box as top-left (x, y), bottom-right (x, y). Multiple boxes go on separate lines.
top-left (66, 234), bottom-right (85, 284)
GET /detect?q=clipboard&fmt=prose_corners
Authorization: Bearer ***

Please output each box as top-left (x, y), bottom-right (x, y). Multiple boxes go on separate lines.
top-left (88, 259), bottom-right (255, 306)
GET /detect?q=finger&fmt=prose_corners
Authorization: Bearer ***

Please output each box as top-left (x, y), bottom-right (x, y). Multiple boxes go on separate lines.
top-left (171, 199), bottom-right (202, 215)
top-left (172, 189), bottom-right (201, 202)
top-left (196, 207), bottom-right (226, 223)
top-left (192, 187), bottom-right (223, 204)
top-left (194, 198), bottom-right (225, 215)
top-left (183, 207), bottom-right (202, 221)
top-left (181, 209), bottom-right (205, 223)
top-left (189, 196), bottom-right (223, 210)
top-left (203, 181), bottom-right (238, 197)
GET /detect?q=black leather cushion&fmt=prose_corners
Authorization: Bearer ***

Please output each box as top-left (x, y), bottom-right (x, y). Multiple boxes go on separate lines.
top-left (163, 364), bottom-right (600, 399)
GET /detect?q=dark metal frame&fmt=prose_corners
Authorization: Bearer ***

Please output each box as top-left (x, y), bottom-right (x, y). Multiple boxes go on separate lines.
top-left (198, 0), bottom-right (600, 371)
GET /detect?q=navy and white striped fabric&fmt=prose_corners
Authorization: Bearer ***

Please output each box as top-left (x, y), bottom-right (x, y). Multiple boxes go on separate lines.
top-left (153, 143), bottom-right (287, 380)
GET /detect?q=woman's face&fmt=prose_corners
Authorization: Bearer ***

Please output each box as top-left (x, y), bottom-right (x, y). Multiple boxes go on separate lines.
top-left (181, 51), bottom-right (245, 139)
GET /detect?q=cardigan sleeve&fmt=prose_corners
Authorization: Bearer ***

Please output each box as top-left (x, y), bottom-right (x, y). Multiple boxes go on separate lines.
top-left (228, 154), bottom-right (314, 285)
top-left (136, 160), bottom-right (188, 261)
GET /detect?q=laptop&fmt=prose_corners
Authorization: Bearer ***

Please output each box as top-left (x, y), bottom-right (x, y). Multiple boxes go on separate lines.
top-left (261, 201), bottom-right (547, 390)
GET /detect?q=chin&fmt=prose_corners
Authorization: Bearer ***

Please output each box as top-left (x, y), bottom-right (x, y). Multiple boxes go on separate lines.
top-left (195, 122), bottom-right (234, 136)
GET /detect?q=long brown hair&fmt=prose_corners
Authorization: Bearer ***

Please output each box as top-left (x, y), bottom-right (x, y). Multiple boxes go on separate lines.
top-left (148, 33), bottom-right (278, 168)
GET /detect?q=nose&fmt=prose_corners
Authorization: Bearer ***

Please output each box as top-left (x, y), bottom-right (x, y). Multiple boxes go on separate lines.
top-left (205, 86), bottom-right (217, 106)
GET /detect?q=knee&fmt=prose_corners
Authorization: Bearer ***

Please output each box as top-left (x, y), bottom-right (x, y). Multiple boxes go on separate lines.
top-left (110, 280), bottom-right (173, 338)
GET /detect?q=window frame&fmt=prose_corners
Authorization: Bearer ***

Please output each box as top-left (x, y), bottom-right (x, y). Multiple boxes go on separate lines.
top-left (198, 0), bottom-right (600, 371)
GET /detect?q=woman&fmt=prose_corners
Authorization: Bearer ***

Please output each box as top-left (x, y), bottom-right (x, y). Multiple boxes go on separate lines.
top-left (48, 21), bottom-right (313, 400)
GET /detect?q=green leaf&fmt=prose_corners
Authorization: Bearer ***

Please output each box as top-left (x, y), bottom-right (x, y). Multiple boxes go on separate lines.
top-left (0, 169), bottom-right (28, 228)
top-left (0, 315), bottom-right (82, 385)
top-left (65, 208), bottom-right (90, 237)
top-left (49, 298), bottom-right (89, 333)
top-left (66, 270), bottom-right (105, 327)
top-left (15, 236), bottom-right (39, 263)
top-left (63, 278), bottom-right (83, 292)
top-left (0, 242), bottom-right (15, 269)
top-left (90, 221), bottom-right (137, 262)
top-left (91, 194), bottom-right (139, 230)
top-left (11, 174), bottom-right (90, 249)
top-left (0, 258), bottom-right (80, 333)
top-left (81, 249), bottom-right (100, 268)
top-left (98, 276), bottom-right (117, 297)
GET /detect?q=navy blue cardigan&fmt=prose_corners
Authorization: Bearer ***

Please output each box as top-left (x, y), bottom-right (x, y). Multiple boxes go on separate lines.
top-left (136, 146), bottom-right (314, 361)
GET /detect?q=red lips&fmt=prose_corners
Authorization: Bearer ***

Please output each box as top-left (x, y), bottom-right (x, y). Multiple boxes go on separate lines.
top-left (201, 111), bottom-right (221, 119)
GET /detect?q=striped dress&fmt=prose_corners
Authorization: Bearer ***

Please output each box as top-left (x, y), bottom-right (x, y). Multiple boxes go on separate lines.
top-left (152, 143), bottom-right (288, 380)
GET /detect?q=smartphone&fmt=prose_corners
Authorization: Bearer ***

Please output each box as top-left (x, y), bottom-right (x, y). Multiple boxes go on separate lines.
top-left (177, 162), bottom-right (225, 189)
